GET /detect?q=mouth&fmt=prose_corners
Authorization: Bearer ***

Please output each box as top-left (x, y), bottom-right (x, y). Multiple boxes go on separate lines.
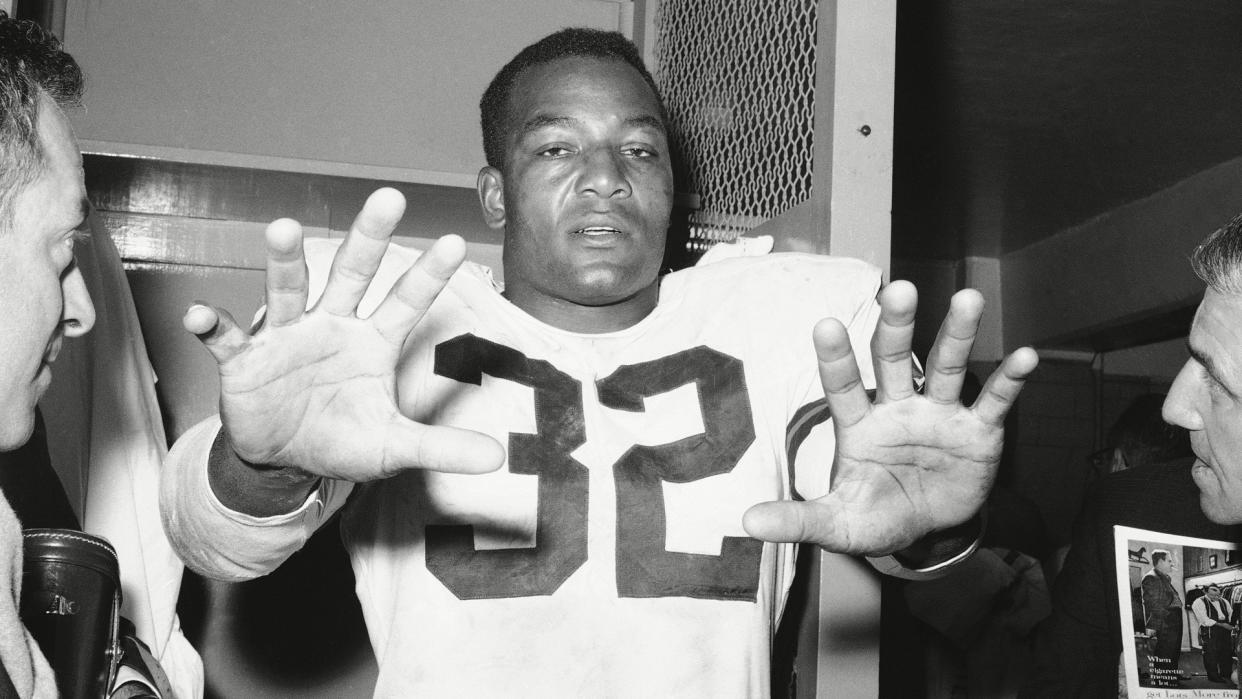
top-left (575, 226), bottom-right (623, 237)
top-left (44, 337), bottom-right (63, 365)
top-left (1191, 457), bottom-right (1217, 481)
top-left (35, 362), bottom-right (52, 391)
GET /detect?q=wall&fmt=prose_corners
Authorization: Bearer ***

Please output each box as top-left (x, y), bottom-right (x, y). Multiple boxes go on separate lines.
top-left (1002, 156), bottom-right (1242, 350)
top-left (63, 0), bottom-right (635, 187)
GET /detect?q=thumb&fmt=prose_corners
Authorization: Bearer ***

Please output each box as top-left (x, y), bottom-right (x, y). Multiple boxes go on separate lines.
top-left (183, 303), bottom-right (249, 365)
top-left (378, 418), bottom-right (506, 476)
top-left (743, 500), bottom-right (851, 550)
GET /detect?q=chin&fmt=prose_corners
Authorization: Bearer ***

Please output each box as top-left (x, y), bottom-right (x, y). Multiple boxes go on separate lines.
top-left (574, 270), bottom-right (656, 303)
top-left (0, 410), bottom-right (35, 452)
top-left (1200, 493), bottom-right (1242, 525)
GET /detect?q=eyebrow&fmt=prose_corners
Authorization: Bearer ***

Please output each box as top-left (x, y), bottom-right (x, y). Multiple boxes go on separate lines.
top-left (73, 198), bottom-right (89, 227)
top-left (1188, 342), bottom-right (1229, 388)
top-left (67, 198), bottom-right (91, 240)
top-left (520, 114), bottom-right (577, 134)
top-left (518, 113), bottom-right (667, 136)
top-left (622, 114), bottom-right (666, 133)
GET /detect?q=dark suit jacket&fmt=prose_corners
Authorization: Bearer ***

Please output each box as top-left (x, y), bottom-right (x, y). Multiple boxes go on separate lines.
top-left (1022, 457), bottom-right (1240, 698)
top-left (1140, 568), bottom-right (1179, 635)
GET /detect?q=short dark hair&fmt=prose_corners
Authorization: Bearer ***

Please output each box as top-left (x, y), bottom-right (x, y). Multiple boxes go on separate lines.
top-left (479, 28), bottom-right (665, 170)
top-left (1107, 394), bottom-right (1191, 469)
top-left (0, 11), bottom-right (83, 226)
top-left (1192, 210), bottom-right (1242, 295)
top-left (1152, 550), bottom-right (1170, 567)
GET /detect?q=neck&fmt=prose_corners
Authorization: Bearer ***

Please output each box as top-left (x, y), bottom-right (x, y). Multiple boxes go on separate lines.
top-left (502, 283), bottom-right (660, 333)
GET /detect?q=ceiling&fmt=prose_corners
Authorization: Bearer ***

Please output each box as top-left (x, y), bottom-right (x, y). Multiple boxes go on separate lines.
top-left (890, 0), bottom-right (1242, 261)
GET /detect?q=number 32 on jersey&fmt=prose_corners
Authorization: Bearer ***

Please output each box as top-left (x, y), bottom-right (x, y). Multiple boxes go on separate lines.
top-left (426, 334), bottom-right (764, 602)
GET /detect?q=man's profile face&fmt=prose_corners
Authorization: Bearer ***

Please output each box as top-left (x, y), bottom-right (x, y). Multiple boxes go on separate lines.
top-left (1155, 556), bottom-right (1173, 575)
top-left (480, 56), bottom-right (673, 328)
top-left (1164, 289), bottom-right (1242, 524)
top-left (1208, 586), bottom-right (1222, 600)
top-left (0, 95), bottom-right (95, 450)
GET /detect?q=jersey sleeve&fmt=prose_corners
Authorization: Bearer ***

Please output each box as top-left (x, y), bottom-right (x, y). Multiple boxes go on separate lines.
top-left (159, 416), bottom-right (353, 581)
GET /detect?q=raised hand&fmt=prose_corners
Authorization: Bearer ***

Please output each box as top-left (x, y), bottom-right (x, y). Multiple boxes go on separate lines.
top-left (742, 281), bottom-right (1038, 555)
top-left (182, 188), bottom-right (505, 483)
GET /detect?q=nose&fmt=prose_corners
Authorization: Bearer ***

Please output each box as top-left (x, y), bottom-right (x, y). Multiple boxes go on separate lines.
top-left (578, 149), bottom-right (631, 199)
top-left (1162, 359), bottom-right (1202, 430)
top-left (60, 261), bottom-right (95, 338)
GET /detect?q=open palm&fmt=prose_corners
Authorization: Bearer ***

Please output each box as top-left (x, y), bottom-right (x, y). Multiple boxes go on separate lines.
top-left (744, 282), bottom-right (1038, 555)
top-left (183, 188), bottom-right (504, 482)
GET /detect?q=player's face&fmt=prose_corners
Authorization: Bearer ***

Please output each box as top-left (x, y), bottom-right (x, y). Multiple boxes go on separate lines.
top-left (0, 96), bottom-right (94, 450)
top-left (479, 56), bottom-right (673, 332)
top-left (1164, 289), bottom-right (1242, 524)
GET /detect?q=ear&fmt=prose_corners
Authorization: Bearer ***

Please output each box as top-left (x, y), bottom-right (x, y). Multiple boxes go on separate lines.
top-left (477, 166), bottom-right (506, 230)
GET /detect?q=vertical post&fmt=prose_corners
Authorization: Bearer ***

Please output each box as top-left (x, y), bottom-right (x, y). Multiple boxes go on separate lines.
top-left (799, 1), bottom-right (897, 697)
top-left (755, 0), bottom-right (895, 276)
top-left (631, 0), bottom-right (659, 69)
top-left (814, 0), bottom-right (896, 272)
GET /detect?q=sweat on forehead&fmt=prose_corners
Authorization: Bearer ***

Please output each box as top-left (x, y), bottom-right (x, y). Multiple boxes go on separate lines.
top-left (479, 28), bottom-right (666, 170)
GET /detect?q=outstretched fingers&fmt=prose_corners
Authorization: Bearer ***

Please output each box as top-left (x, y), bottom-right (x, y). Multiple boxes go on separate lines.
top-left (972, 346), bottom-right (1039, 425)
top-left (923, 289), bottom-right (985, 404)
top-left (317, 188), bottom-right (408, 316)
top-left (369, 235), bottom-right (468, 344)
top-left (183, 303), bottom-right (249, 365)
top-left (263, 218), bottom-right (309, 327)
top-left (813, 317), bottom-right (871, 429)
top-left (871, 281), bottom-right (919, 402)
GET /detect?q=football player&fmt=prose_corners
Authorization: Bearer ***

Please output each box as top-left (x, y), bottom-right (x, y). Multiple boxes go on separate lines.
top-left (161, 28), bottom-right (1037, 696)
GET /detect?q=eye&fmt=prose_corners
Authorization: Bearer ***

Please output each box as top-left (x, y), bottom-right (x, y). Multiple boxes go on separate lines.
top-left (536, 145), bottom-right (573, 158)
top-left (622, 146), bottom-right (658, 159)
top-left (1202, 366), bottom-right (1237, 401)
top-left (51, 226), bottom-right (87, 269)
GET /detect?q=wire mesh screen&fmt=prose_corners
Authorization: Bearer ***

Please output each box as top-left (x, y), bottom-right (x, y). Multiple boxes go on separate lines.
top-left (655, 0), bottom-right (818, 256)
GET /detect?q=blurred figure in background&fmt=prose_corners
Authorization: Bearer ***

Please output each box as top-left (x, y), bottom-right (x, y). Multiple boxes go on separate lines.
top-left (905, 372), bottom-right (1052, 698)
top-left (1090, 394), bottom-right (1192, 478)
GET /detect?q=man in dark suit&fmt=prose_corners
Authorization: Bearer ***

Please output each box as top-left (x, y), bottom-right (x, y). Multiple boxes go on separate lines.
top-left (1141, 550), bottom-right (1184, 679)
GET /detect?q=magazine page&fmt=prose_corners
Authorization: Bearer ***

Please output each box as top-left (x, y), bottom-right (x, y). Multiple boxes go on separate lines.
top-left (1115, 525), bottom-right (1241, 697)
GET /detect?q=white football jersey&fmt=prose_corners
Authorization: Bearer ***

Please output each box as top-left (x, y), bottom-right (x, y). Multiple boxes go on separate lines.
top-left (164, 239), bottom-right (883, 698)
